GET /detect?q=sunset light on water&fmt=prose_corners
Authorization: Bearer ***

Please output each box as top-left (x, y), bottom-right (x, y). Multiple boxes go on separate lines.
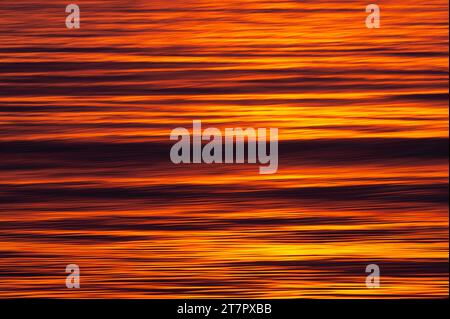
top-left (0, 0), bottom-right (448, 299)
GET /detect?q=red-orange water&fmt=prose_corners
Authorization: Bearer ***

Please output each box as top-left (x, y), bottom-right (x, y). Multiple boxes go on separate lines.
top-left (0, 0), bottom-right (448, 298)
